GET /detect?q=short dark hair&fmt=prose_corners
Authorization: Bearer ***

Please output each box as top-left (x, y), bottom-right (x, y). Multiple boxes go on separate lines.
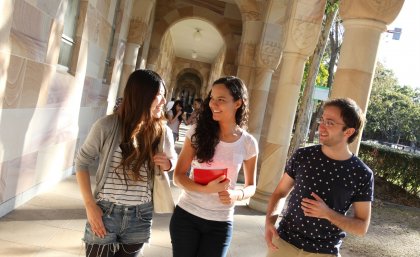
top-left (323, 98), bottom-right (365, 143)
top-left (194, 98), bottom-right (203, 104)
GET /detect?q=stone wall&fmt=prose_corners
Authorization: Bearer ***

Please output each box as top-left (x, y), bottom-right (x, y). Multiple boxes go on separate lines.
top-left (0, 0), bottom-right (133, 217)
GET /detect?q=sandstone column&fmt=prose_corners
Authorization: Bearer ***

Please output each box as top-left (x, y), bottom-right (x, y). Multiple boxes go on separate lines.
top-left (247, 0), bottom-right (290, 142)
top-left (250, 0), bottom-right (327, 212)
top-left (118, 0), bottom-right (155, 96)
top-left (105, 0), bottom-right (133, 114)
top-left (330, 0), bottom-right (404, 154)
top-left (235, 0), bottom-right (264, 91)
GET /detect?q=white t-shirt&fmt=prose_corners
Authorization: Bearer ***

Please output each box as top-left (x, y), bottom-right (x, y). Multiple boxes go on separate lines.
top-left (177, 124), bottom-right (258, 221)
top-left (167, 110), bottom-right (181, 134)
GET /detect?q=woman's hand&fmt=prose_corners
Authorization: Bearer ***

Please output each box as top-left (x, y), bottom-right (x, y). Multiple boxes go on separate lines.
top-left (153, 153), bottom-right (171, 171)
top-left (218, 189), bottom-right (241, 205)
top-left (205, 176), bottom-right (230, 193)
top-left (86, 202), bottom-right (106, 238)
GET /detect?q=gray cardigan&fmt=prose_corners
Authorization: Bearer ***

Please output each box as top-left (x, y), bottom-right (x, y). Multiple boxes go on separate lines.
top-left (75, 114), bottom-right (177, 198)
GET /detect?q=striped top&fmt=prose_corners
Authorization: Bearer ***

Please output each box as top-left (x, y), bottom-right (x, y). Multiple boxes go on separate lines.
top-left (97, 146), bottom-right (151, 205)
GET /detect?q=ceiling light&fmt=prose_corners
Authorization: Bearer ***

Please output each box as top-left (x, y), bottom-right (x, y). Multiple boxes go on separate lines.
top-left (193, 29), bottom-right (202, 42)
top-left (191, 50), bottom-right (197, 59)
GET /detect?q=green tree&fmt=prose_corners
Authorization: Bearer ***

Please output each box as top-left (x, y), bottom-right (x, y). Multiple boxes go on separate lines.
top-left (363, 63), bottom-right (420, 148)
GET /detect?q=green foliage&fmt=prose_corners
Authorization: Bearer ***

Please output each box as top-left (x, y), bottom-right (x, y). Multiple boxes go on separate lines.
top-left (316, 63), bottom-right (328, 86)
top-left (359, 142), bottom-right (420, 196)
top-left (325, 0), bottom-right (339, 14)
top-left (363, 63), bottom-right (420, 147)
top-left (301, 60), bottom-right (329, 91)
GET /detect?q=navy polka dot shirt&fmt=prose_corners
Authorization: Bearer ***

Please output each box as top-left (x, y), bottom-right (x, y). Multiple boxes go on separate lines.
top-left (277, 145), bottom-right (374, 255)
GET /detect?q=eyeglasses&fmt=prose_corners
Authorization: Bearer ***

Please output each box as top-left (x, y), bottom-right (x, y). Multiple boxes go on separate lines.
top-left (316, 118), bottom-right (345, 127)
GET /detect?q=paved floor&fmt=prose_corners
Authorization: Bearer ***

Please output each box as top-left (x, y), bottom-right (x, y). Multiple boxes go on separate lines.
top-left (0, 124), bottom-right (356, 257)
top-left (0, 173), bottom-right (268, 257)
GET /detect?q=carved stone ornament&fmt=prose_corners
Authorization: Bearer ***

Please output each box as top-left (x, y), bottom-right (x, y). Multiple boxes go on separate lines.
top-left (236, 0), bottom-right (261, 21)
top-left (291, 21), bottom-right (319, 51)
top-left (340, 0), bottom-right (404, 24)
top-left (259, 40), bottom-right (282, 67)
top-left (127, 19), bottom-right (148, 44)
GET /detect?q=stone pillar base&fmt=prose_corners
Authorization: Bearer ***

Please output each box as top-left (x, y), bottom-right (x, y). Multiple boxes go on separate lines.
top-left (249, 189), bottom-right (272, 213)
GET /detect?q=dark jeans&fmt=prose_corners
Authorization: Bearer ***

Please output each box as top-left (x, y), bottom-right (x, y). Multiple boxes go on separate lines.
top-left (170, 206), bottom-right (233, 257)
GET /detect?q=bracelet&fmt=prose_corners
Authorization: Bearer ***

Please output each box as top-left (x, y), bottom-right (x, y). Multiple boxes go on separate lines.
top-left (239, 189), bottom-right (245, 201)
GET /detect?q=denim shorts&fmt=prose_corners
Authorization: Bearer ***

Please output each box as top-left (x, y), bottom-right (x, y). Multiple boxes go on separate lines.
top-left (83, 200), bottom-right (153, 245)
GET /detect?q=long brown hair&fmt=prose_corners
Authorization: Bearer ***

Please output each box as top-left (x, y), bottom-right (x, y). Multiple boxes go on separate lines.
top-left (117, 69), bottom-right (166, 181)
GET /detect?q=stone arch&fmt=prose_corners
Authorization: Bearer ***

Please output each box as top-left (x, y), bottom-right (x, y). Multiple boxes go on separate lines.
top-left (149, 5), bottom-right (242, 72)
top-left (153, 6), bottom-right (235, 47)
top-left (172, 68), bottom-right (204, 107)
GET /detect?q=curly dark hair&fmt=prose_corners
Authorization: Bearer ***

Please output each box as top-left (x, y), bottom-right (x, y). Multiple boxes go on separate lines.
top-left (192, 76), bottom-right (249, 163)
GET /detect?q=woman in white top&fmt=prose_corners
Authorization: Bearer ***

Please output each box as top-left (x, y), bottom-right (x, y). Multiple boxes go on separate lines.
top-left (170, 76), bottom-right (259, 257)
top-left (167, 100), bottom-right (184, 142)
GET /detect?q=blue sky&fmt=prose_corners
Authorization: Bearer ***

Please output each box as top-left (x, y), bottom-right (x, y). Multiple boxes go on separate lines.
top-left (377, 0), bottom-right (420, 88)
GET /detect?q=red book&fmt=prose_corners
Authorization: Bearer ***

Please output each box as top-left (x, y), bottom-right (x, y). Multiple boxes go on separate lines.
top-left (193, 168), bottom-right (227, 185)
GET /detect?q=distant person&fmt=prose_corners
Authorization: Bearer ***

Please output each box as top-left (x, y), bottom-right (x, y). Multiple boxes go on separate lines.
top-left (184, 98), bottom-right (203, 125)
top-left (167, 100), bottom-right (184, 142)
top-left (265, 98), bottom-right (374, 257)
top-left (170, 76), bottom-right (259, 257)
top-left (184, 104), bottom-right (193, 119)
top-left (166, 97), bottom-right (175, 111)
top-left (75, 69), bottom-right (177, 257)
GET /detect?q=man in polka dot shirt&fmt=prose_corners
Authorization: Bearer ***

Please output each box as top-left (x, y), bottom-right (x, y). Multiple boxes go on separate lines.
top-left (265, 98), bottom-right (374, 257)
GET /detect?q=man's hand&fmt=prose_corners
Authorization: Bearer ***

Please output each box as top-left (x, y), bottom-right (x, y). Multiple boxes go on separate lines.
top-left (265, 221), bottom-right (279, 250)
top-left (301, 192), bottom-right (331, 219)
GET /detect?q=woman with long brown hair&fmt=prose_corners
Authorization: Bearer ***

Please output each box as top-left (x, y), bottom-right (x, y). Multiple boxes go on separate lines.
top-left (170, 76), bottom-right (259, 257)
top-left (75, 69), bottom-right (177, 257)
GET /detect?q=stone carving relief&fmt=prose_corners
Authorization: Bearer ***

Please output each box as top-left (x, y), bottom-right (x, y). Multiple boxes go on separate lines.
top-left (259, 40), bottom-right (282, 67)
top-left (286, 0), bottom-right (325, 53)
top-left (236, 0), bottom-right (261, 21)
top-left (340, 0), bottom-right (404, 23)
top-left (257, 21), bottom-right (285, 68)
top-left (294, 0), bottom-right (324, 22)
top-left (365, 0), bottom-right (403, 16)
top-left (127, 19), bottom-right (148, 44)
top-left (291, 21), bottom-right (320, 50)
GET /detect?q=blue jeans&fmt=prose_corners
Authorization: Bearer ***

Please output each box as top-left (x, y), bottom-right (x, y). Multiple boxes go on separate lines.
top-left (170, 206), bottom-right (233, 257)
top-left (83, 201), bottom-right (153, 246)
